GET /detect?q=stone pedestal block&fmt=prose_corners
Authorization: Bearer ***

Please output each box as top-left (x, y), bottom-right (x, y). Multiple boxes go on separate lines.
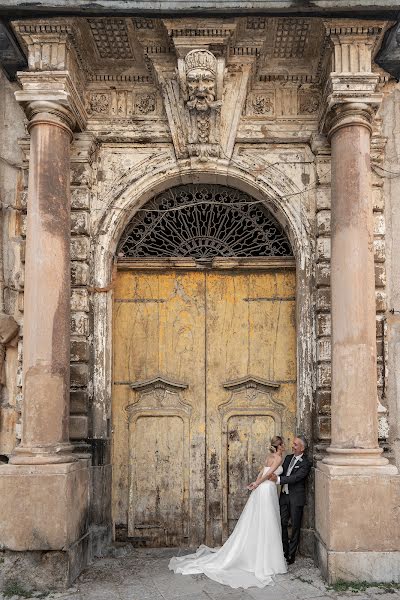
top-left (0, 460), bottom-right (90, 589)
top-left (315, 462), bottom-right (400, 582)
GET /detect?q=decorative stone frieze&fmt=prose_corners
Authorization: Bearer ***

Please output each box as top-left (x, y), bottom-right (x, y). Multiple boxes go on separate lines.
top-left (69, 133), bottom-right (96, 452)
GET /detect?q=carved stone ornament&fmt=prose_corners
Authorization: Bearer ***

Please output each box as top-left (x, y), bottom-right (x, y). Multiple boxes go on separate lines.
top-left (252, 95), bottom-right (273, 115)
top-left (125, 376), bottom-right (191, 420)
top-left (182, 49), bottom-right (222, 161)
top-left (135, 93), bottom-right (156, 114)
top-left (298, 91), bottom-right (320, 115)
top-left (88, 92), bottom-right (110, 115)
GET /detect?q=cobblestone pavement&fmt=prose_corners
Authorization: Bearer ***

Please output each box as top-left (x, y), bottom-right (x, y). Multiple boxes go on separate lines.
top-left (2, 548), bottom-right (400, 600)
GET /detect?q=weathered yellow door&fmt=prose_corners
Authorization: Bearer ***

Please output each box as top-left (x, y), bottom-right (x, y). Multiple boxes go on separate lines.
top-left (112, 266), bottom-right (296, 546)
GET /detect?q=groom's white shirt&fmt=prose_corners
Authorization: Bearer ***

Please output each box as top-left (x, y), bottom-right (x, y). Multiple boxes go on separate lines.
top-left (277, 453), bottom-right (303, 492)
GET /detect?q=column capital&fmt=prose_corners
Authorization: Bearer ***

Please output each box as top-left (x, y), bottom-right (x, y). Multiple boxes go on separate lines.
top-left (326, 101), bottom-right (375, 140)
top-left (11, 19), bottom-right (88, 132)
top-left (319, 19), bottom-right (390, 136)
top-left (15, 71), bottom-right (87, 133)
top-left (25, 99), bottom-right (75, 140)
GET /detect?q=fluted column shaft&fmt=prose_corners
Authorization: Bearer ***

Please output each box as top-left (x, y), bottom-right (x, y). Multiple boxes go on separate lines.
top-left (11, 101), bottom-right (75, 464)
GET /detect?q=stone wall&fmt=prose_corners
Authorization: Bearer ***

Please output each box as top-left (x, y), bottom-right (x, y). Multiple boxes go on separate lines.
top-left (380, 81), bottom-right (400, 466)
top-left (0, 71), bottom-right (25, 458)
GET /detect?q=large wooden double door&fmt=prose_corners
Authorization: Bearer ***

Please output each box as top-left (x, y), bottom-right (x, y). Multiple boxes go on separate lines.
top-left (112, 264), bottom-right (296, 547)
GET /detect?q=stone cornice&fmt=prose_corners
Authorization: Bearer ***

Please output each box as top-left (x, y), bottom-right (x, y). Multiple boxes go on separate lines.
top-left (2, 1), bottom-right (400, 14)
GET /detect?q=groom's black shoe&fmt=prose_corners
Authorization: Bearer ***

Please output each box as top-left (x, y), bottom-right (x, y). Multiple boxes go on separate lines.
top-left (288, 555), bottom-right (295, 565)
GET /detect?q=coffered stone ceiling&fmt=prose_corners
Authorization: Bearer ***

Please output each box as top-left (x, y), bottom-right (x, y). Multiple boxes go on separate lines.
top-left (76, 16), bottom-right (328, 83)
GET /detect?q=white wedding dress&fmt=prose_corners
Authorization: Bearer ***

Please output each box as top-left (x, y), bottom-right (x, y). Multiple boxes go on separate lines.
top-left (169, 465), bottom-right (287, 589)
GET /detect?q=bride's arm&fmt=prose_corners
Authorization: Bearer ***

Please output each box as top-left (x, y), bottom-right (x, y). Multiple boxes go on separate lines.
top-left (251, 455), bottom-right (282, 489)
top-left (247, 468), bottom-right (264, 490)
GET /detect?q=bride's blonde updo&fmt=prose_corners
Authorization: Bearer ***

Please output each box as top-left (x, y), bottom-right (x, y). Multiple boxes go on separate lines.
top-left (269, 435), bottom-right (283, 454)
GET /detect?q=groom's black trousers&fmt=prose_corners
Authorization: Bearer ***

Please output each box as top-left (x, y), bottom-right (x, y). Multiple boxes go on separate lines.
top-left (279, 493), bottom-right (304, 559)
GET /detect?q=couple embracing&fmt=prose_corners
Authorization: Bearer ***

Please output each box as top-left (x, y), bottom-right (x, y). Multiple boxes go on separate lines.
top-left (169, 435), bottom-right (311, 589)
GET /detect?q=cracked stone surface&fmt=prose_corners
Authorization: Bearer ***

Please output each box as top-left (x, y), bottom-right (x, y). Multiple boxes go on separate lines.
top-left (1, 549), bottom-right (400, 600)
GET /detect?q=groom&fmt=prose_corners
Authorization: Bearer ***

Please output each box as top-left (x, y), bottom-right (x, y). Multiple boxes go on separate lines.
top-left (269, 436), bottom-right (311, 564)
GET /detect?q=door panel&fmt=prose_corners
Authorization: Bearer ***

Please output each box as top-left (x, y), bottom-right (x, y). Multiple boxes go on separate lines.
top-left (205, 270), bottom-right (296, 544)
top-left (129, 415), bottom-right (185, 546)
top-left (112, 268), bottom-right (296, 546)
top-left (113, 270), bottom-right (206, 545)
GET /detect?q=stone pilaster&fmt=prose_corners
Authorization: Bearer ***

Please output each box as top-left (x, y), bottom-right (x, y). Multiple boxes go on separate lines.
top-left (315, 20), bottom-right (400, 584)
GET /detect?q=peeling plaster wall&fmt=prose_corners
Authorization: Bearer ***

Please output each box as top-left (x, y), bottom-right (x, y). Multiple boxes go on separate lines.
top-left (0, 71), bottom-right (25, 457)
top-left (381, 81), bottom-right (400, 467)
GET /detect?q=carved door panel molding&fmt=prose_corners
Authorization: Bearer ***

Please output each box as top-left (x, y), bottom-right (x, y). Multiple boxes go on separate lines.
top-left (125, 378), bottom-right (191, 544)
top-left (217, 377), bottom-right (294, 540)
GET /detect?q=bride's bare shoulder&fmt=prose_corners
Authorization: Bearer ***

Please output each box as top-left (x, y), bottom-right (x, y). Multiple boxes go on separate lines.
top-left (266, 453), bottom-right (283, 467)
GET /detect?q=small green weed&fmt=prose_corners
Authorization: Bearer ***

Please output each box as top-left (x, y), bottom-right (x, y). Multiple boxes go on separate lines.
top-left (329, 580), bottom-right (400, 594)
top-left (3, 580), bottom-right (32, 598)
top-left (2, 580), bottom-right (49, 598)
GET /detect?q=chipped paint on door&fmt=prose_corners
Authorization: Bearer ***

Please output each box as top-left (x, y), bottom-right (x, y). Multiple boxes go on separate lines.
top-left (112, 266), bottom-right (296, 546)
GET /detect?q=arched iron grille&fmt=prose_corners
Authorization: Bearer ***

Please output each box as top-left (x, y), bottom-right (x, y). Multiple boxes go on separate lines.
top-left (117, 184), bottom-right (293, 259)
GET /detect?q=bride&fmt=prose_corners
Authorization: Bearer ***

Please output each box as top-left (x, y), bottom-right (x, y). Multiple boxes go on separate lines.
top-left (169, 435), bottom-right (287, 589)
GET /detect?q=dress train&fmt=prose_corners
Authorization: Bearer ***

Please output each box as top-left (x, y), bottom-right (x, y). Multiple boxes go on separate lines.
top-left (169, 466), bottom-right (287, 589)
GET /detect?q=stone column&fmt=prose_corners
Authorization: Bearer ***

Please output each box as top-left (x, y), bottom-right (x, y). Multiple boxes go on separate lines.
top-left (10, 101), bottom-right (75, 465)
top-left (314, 20), bottom-right (400, 585)
top-left (325, 102), bottom-right (387, 466)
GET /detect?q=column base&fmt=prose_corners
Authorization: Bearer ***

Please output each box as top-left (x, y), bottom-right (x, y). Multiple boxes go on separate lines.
top-left (0, 535), bottom-right (90, 593)
top-left (322, 446), bottom-right (389, 466)
top-left (0, 460), bottom-right (90, 589)
top-left (316, 539), bottom-right (400, 584)
top-left (315, 461), bottom-right (400, 583)
top-left (9, 442), bottom-right (76, 465)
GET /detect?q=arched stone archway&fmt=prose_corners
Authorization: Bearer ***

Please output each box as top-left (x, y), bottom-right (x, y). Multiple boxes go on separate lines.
top-left (91, 160), bottom-right (316, 549)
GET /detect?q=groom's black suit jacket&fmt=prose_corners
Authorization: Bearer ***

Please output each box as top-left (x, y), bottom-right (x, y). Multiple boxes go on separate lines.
top-left (279, 454), bottom-right (311, 507)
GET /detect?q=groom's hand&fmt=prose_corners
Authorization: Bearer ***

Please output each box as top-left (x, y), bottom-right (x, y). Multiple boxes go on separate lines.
top-left (270, 473), bottom-right (278, 482)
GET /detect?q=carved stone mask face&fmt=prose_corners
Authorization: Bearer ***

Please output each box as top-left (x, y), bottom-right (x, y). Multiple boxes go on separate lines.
top-left (186, 68), bottom-right (216, 111)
